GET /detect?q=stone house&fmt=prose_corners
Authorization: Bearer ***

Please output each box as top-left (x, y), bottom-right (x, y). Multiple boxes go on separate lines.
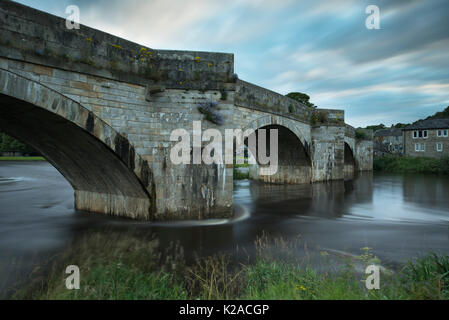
top-left (374, 128), bottom-right (403, 156)
top-left (403, 119), bottom-right (449, 158)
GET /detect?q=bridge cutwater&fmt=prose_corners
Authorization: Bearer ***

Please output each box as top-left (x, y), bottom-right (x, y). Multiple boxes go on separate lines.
top-left (0, 1), bottom-right (373, 221)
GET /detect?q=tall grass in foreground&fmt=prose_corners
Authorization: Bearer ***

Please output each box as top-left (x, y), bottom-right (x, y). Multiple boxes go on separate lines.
top-left (374, 156), bottom-right (449, 175)
top-left (10, 230), bottom-right (449, 300)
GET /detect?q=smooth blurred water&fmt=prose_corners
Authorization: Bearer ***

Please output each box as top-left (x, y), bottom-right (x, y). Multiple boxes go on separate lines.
top-left (1, 161), bottom-right (449, 296)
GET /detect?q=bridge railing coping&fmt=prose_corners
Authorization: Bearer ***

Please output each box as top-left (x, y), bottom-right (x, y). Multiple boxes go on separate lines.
top-left (0, 1), bottom-right (235, 91)
top-left (235, 79), bottom-right (313, 124)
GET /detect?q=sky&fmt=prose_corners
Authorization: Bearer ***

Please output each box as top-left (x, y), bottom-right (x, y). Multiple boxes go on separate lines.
top-left (14, 0), bottom-right (449, 127)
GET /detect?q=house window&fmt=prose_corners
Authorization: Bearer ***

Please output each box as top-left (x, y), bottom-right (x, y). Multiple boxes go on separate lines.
top-left (415, 143), bottom-right (425, 152)
top-left (436, 143), bottom-right (443, 152)
top-left (413, 130), bottom-right (428, 138)
top-left (437, 129), bottom-right (448, 137)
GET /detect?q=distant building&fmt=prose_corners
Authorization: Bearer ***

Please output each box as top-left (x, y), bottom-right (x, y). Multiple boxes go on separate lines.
top-left (403, 119), bottom-right (449, 158)
top-left (374, 128), bottom-right (403, 156)
top-left (1, 151), bottom-right (23, 156)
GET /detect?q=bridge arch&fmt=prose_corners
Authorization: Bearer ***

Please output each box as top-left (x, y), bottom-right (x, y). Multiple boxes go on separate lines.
top-left (240, 115), bottom-right (312, 184)
top-left (241, 115), bottom-right (311, 150)
top-left (0, 68), bottom-right (154, 219)
top-left (344, 142), bottom-right (356, 178)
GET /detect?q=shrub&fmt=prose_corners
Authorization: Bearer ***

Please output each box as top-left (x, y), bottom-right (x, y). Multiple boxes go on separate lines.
top-left (197, 101), bottom-right (224, 125)
top-left (373, 156), bottom-right (449, 175)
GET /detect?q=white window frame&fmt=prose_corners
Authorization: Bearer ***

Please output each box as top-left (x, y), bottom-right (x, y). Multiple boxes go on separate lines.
top-left (415, 143), bottom-right (425, 152)
top-left (436, 143), bottom-right (443, 152)
top-left (414, 130), bottom-right (428, 139)
top-left (437, 129), bottom-right (448, 137)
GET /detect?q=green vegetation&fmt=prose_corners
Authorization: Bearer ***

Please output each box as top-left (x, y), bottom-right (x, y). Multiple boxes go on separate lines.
top-left (234, 162), bottom-right (249, 168)
top-left (233, 157), bottom-right (250, 180)
top-left (374, 156), bottom-right (449, 175)
top-left (0, 156), bottom-right (45, 161)
top-left (365, 106), bottom-right (449, 131)
top-left (365, 123), bottom-right (407, 131)
top-left (355, 128), bottom-right (369, 140)
top-left (10, 231), bottom-right (449, 300)
top-left (233, 168), bottom-right (249, 180)
top-left (0, 131), bottom-right (36, 154)
top-left (425, 106), bottom-right (449, 120)
top-left (286, 92), bottom-right (316, 108)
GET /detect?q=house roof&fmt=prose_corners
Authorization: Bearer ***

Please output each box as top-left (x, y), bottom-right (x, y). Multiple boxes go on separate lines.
top-left (403, 118), bottom-right (449, 131)
top-left (374, 128), bottom-right (403, 137)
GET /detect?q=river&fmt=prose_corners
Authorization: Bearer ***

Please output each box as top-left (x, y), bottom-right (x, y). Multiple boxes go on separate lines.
top-left (1, 161), bottom-right (449, 296)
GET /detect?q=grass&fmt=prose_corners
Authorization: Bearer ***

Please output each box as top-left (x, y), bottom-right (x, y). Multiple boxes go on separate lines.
top-left (9, 231), bottom-right (449, 300)
top-left (374, 155), bottom-right (449, 175)
top-left (0, 156), bottom-right (46, 161)
top-left (233, 168), bottom-right (249, 180)
top-left (233, 156), bottom-right (250, 180)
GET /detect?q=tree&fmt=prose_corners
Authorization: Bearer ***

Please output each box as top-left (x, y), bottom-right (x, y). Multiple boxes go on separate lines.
top-left (0, 131), bottom-right (37, 154)
top-left (425, 106), bottom-right (449, 120)
top-left (365, 124), bottom-right (386, 131)
top-left (392, 123), bottom-right (409, 128)
top-left (286, 92), bottom-right (316, 108)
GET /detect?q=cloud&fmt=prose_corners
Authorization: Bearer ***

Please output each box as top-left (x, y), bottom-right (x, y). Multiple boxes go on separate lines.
top-left (14, 0), bottom-right (449, 127)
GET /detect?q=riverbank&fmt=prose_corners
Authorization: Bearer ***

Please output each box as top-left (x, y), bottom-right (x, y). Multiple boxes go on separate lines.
top-left (0, 156), bottom-right (46, 161)
top-left (233, 162), bottom-right (250, 180)
top-left (10, 232), bottom-right (449, 300)
top-left (374, 156), bottom-right (449, 175)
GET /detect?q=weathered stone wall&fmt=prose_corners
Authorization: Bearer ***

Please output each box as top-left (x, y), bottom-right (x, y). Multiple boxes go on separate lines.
top-left (355, 140), bottom-right (373, 171)
top-left (344, 125), bottom-right (373, 172)
top-left (344, 125), bottom-right (356, 178)
top-left (0, 56), bottom-right (234, 220)
top-left (234, 87), bottom-right (360, 184)
top-left (235, 80), bottom-right (312, 123)
top-left (0, 1), bottom-right (236, 220)
top-left (0, 67), bottom-right (153, 219)
top-left (311, 124), bottom-right (345, 182)
top-left (0, 1), bottom-right (235, 92)
top-left (404, 129), bottom-right (449, 158)
top-left (234, 81), bottom-right (313, 184)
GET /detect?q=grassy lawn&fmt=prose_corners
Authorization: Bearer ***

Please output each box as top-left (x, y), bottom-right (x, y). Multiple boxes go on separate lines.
top-left (10, 232), bottom-right (449, 300)
top-left (0, 156), bottom-right (46, 161)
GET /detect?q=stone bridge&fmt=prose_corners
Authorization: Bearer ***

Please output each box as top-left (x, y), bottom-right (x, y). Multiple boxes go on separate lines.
top-left (0, 2), bottom-right (372, 220)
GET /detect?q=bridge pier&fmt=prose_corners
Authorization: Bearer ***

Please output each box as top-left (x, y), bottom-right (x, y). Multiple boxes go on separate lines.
top-left (74, 191), bottom-right (151, 219)
top-left (310, 115), bottom-right (346, 182)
